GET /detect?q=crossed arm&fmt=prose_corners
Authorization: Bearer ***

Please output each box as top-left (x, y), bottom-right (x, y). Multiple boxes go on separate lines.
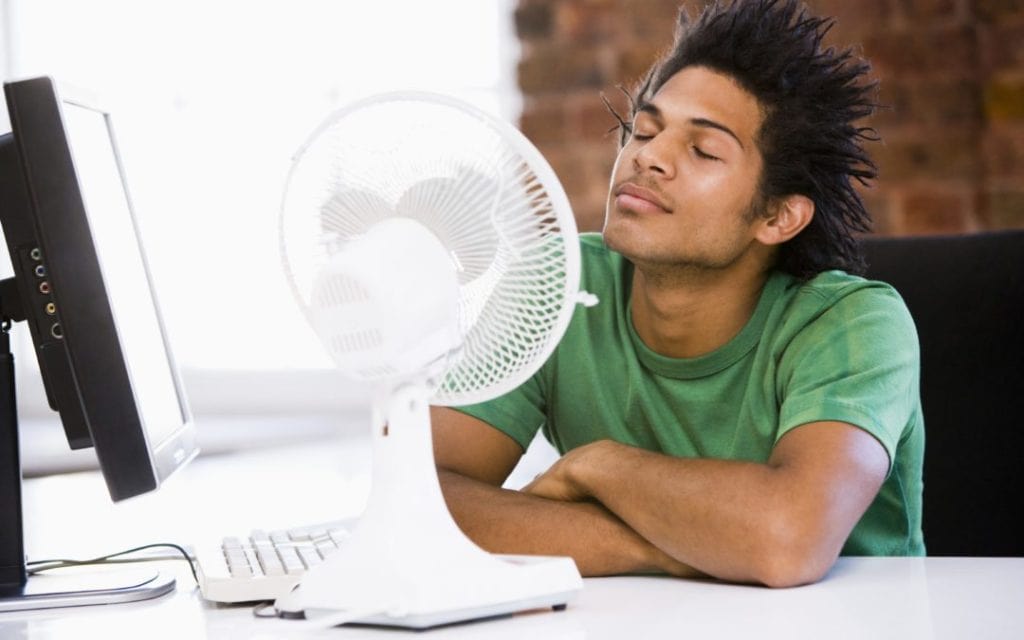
top-left (431, 406), bottom-right (889, 588)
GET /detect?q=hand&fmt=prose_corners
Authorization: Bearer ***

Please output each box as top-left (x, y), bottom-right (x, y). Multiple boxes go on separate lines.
top-left (522, 456), bottom-right (583, 502)
top-left (522, 440), bottom-right (614, 502)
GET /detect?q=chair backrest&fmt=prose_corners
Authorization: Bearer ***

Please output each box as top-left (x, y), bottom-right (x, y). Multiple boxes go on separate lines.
top-left (861, 230), bottom-right (1024, 556)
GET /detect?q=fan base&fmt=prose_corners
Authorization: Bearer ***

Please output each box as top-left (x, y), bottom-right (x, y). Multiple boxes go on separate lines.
top-left (272, 383), bottom-right (583, 628)
top-left (287, 554), bottom-right (580, 629)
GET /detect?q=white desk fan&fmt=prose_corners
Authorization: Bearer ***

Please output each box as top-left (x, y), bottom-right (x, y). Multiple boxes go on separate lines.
top-left (277, 92), bottom-right (593, 628)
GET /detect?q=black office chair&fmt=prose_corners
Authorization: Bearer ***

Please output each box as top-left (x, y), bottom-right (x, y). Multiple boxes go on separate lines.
top-left (861, 230), bottom-right (1024, 556)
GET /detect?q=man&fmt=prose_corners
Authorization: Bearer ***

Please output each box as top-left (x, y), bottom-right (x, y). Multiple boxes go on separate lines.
top-left (432, 0), bottom-right (924, 588)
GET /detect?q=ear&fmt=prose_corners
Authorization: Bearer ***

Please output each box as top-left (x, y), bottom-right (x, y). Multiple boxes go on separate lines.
top-left (754, 194), bottom-right (814, 246)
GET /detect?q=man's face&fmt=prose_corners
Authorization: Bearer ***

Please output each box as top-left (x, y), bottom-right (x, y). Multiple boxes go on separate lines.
top-left (603, 66), bottom-right (767, 271)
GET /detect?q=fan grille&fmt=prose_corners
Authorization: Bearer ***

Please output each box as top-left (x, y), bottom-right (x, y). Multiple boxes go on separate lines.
top-left (280, 93), bottom-right (580, 405)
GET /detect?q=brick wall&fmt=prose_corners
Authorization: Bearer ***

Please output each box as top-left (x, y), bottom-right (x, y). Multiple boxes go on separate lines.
top-left (514, 0), bottom-right (1024, 236)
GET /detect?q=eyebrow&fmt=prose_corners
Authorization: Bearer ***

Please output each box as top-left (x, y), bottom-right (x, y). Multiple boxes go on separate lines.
top-left (637, 100), bottom-right (746, 151)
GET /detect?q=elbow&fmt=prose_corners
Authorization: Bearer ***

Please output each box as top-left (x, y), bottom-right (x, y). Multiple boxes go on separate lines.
top-left (752, 555), bottom-right (830, 589)
top-left (749, 516), bottom-right (839, 588)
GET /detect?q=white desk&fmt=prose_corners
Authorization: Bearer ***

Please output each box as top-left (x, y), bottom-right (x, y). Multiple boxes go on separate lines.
top-left (3, 437), bottom-right (1023, 639)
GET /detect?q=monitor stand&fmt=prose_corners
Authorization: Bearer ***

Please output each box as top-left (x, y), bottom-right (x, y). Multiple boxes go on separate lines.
top-left (0, 567), bottom-right (176, 613)
top-left (0, 297), bottom-right (176, 612)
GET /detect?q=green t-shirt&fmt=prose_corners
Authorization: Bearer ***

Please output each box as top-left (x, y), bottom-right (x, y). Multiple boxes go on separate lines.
top-left (457, 233), bottom-right (925, 556)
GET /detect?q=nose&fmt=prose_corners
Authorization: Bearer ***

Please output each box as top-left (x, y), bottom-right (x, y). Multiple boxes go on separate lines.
top-left (632, 134), bottom-right (675, 179)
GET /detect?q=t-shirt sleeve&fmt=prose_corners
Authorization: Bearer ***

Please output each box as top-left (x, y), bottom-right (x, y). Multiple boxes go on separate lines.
top-left (451, 368), bottom-right (547, 452)
top-left (775, 284), bottom-right (920, 471)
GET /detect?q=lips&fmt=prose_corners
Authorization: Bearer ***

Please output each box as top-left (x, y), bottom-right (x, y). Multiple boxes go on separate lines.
top-left (615, 182), bottom-right (672, 214)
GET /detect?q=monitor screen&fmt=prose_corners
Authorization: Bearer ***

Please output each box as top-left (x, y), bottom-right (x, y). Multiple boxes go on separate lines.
top-left (0, 76), bottom-right (198, 502)
top-left (61, 101), bottom-right (189, 452)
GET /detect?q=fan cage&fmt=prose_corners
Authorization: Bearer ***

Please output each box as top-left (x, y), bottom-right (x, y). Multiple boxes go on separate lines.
top-left (280, 92), bottom-right (580, 406)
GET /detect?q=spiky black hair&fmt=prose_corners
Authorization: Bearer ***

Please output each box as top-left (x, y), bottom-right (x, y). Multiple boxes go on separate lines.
top-left (621, 0), bottom-right (880, 278)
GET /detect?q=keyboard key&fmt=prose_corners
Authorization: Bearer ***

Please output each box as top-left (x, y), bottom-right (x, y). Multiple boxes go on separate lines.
top-left (224, 548), bottom-right (247, 565)
top-left (278, 547), bottom-right (305, 574)
top-left (255, 546), bottom-right (286, 576)
top-left (244, 548), bottom-right (261, 576)
top-left (315, 539), bottom-right (336, 556)
top-left (298, 546), bottom-right (322, 568)
top-left (328, 529), bottom-right (350, 546)
top-left (202, 520), bottom-right (355, 602)
top-left (270, 530), bottom-right (289, 545)
top-left (250, 530), bottom-right (271, 545)
top-left (226, 551), bottom-right (253, 577)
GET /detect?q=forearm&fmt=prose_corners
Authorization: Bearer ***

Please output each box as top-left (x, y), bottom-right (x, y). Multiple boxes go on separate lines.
top-left (565, 438), bottom-right (870, 587)
top-left (437, 468), bottom-right (702, 578)
top-left (579, 449), bottom-right (799, 584)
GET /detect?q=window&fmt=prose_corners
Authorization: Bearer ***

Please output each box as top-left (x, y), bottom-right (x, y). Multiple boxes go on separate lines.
top-left (2, 0), bottom-right (521, 415)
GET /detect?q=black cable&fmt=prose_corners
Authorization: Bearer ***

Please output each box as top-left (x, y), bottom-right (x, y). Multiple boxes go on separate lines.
top-left (252, 602), bottom-right (279, 618)
top-left (27, 542), bottom-right (199, 584)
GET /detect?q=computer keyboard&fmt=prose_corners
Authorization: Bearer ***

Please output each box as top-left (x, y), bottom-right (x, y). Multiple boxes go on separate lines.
top-left (194, 520), bottom-right (353, 603)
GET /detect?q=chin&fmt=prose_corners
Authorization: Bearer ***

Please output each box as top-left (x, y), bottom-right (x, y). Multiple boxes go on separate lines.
top-left (600, 215), bottom-right (623, 251)
top-left (602, 220), bottom-right (647, 263)
top-left (602, 209), bottom-right (644, 256)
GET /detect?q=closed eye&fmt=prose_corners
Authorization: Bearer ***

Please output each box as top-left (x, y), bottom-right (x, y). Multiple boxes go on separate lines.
top-left (694, 146), bottom-right (720, 161)
top-left (626, 124), bottom-right (659, 140)
top-left (623, 123), bottom-right (653, 142)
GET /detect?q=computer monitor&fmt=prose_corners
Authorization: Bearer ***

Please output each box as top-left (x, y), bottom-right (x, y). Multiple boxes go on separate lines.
top-left (0, 76), bottom-right (198, 610)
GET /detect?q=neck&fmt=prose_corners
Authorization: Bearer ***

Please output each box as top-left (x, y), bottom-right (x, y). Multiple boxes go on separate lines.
top-left (629, 259), bottom-right (771, 359)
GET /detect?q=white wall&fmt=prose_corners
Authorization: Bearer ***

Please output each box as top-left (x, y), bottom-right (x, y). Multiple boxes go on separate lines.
top-left (1, 0), bottom-right (521, 422)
